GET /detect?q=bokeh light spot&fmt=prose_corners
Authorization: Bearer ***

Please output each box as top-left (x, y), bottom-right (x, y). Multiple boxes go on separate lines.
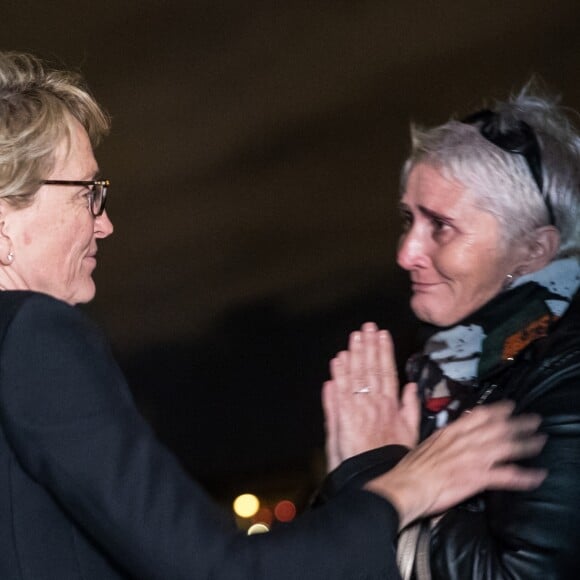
top-left (233, 493), bottom-right (260, 518)
top-left (247, 523), bottom-right (270, 535)
top-left (274, 499), bottom-right (296, 522)
top-left (253, 506), bottom-right (274, 526)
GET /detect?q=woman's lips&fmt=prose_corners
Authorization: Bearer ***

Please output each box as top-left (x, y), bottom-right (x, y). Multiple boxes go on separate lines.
top-left (411, 281), bottom-right (439, 292)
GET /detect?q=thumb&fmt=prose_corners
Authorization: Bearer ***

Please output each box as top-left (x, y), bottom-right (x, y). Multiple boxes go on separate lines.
top-left (401, 382), bottom-right (420, 439)
top-left (322, 380), bottom-right (340, 472)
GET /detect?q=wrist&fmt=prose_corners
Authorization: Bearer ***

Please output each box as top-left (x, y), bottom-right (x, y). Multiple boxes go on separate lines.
top-left (364, 471), bottom-right (425, 530)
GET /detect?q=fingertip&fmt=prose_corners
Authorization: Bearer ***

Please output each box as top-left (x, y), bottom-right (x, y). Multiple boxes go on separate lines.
top-left (531, 432), bottom-right (548, 450)
top-left (534, 468), bottom-right (549, 484)
top-left (523, 413), bottom-right (543, 428)
top-left (501, 399), bottom-right (517, 414)
top-left (488, 466), bottom-right (548, 491)
top-left (515, 468), bottom-right (549, 490)
top-left (332, 351), bottom-right (350, 368)
top-left (401, 381), bottom-right (418, 402)
top-left (489, 399), bottom-right (516, 413)
top-left (474, 399), bottom-right (515, 421)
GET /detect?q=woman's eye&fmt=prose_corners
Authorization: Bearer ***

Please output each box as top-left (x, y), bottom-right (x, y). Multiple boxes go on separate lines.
top-left (431, 217), bottom-right (453, 238)
top-left (432, 216), bottom-right (448, 231)
top-left (80, 188), bottom-right (94, 207)
top-left (400, 212), bottom-right (413, 231)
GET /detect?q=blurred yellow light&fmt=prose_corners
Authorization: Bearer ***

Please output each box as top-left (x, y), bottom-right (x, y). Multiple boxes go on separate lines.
top-left (247, 523), bottom-right (270, 535)
top-left (233, 493), bottom-right (260, 518)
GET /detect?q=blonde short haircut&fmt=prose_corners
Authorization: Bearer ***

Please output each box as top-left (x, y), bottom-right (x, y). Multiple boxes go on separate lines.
top-left (0, 51), bottom-right (110, 208)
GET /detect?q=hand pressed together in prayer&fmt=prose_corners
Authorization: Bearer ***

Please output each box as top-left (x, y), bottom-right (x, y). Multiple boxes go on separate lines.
top-left (323, 322), bottom-right (547, 529)
top-left (323, 322), bottom-right (419, 471)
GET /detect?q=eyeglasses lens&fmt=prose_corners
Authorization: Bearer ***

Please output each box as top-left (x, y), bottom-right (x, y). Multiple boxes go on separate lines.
top-left (91, 183), bottom-right (107, 217)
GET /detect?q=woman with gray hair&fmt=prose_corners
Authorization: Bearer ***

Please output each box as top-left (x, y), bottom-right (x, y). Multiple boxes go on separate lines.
top-left (323, 86), bottom-right (580, 578)
top-left (0, 51), bottom-right (547, 579)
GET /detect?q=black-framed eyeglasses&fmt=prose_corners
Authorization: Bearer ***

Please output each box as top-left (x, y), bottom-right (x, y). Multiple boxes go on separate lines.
top-left (461, 109), bottom-right (555, 225)
top-left (40, 179), bottom-right (110, 217)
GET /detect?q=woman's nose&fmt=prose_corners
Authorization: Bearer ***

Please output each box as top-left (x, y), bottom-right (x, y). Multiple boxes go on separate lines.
top-left (95, 210), bottom-right (114, 237)
top-left (396, 229), bottom-right (427, 270)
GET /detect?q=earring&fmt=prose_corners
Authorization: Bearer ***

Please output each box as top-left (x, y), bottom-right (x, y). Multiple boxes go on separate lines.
top-left (503, 273), bottom-right (513, 290)
top-left (7, 251), bottom-right (13, 263)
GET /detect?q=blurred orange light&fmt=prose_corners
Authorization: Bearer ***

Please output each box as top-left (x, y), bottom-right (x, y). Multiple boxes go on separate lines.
top-left (253, 506), bottom-right (274, 526)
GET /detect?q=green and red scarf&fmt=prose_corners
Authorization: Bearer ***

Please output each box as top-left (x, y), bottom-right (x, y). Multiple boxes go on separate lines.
top-left (407, 257), bottom-right (580, 430)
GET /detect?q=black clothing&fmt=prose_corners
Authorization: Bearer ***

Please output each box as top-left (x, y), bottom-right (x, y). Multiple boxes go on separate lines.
top-left (322, 293), bottom-right (580, 579)
top-left (428, 293), bottom-right (580, 579)
top-left (0, 291), bottom-right (401, 580)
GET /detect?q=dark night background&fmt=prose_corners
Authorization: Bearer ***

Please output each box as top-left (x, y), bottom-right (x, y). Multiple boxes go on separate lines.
top-left (3, 0), bottom-right (580, 513)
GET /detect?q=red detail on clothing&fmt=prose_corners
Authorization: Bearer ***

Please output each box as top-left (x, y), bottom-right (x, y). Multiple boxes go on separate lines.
top-left (425, 396), bottom-right (452, 412)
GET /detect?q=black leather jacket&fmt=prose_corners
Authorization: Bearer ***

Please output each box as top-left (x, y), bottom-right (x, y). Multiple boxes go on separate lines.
top-left (428, 293), bottom-right (580, 579)
top-left (317, 293), bottom-right (580, 579)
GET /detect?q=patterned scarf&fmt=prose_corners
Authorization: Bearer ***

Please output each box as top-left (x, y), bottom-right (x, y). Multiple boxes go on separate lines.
top-left (406, 257), bottom-right (580, 433)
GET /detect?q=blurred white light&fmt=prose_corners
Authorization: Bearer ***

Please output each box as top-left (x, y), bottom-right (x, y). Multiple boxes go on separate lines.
top-left (247, 523), bottom-right (270, 535)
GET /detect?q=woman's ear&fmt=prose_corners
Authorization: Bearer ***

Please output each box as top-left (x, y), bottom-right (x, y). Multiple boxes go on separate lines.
top-left (0, 200), bottom-right (15, 266)
top-left (520, 225), bottom-right (561, 274)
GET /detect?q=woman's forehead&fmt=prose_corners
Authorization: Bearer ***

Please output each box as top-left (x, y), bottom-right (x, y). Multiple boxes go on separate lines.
top-left (50, 120), bottom-right (98, 179)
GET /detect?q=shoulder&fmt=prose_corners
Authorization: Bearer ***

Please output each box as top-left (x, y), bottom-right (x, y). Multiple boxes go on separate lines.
top-left (0, 292), bottom-right (128, 426)
top-left (0, 289), bottom-right (92, 317)
top-left (0, 290), bottom-right (91, 322)
top-left (494, 305), bottom-right (580, 428)
top-left (0, 290), bottom-right (104, 347)
top-left (502, 295), bottom-right (580, 390)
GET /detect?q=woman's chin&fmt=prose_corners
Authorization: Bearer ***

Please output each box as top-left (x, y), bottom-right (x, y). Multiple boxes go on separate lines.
top-left (410, 296), bottom-right (456, 327)
top-left (73, 283), bottom-right (97, 305)
top-left (60, 278), bottom-right (97, 305)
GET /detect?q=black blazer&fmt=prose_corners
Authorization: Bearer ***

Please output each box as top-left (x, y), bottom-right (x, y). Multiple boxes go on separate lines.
top-left (0, 291), bottom-right (401, 579)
